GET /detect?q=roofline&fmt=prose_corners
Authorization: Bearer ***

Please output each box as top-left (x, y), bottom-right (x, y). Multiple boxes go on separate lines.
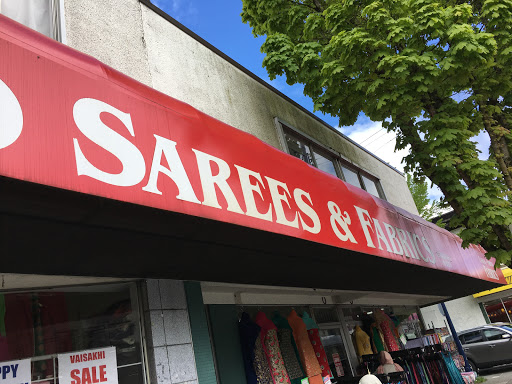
top-left (138, 0), bottom-right (404, 176)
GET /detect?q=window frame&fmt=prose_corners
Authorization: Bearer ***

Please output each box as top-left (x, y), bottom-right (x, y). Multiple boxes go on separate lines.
top-left (0, 0), bottom-right (64, 42)
top-left (275, 118), bottom-right (387, 200)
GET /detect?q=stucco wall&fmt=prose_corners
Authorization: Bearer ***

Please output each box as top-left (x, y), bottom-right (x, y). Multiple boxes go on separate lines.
top-left (421, 296), bottom-right (486, 333)
top-left (62, 0), bottom-right (418, 214)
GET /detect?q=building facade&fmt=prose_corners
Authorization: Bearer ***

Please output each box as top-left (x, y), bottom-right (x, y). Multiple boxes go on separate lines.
top-left (0, 1), bottom-right (506, 384)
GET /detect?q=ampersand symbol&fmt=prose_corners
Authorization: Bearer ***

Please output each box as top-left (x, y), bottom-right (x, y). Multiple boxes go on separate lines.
top-left (328, 201), bottom-right (357, 243)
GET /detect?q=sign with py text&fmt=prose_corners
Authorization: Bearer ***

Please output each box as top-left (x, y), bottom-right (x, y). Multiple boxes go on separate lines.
top-left (0, 359), bottom-right (30, 384)
top-left (58, 347), bottom-right (118, 384)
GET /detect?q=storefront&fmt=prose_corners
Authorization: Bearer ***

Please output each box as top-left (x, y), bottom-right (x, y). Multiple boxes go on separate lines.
top-left (0, 12), bottom-right (506, 384)
top-left (473, 268), bottom-right (512, 323)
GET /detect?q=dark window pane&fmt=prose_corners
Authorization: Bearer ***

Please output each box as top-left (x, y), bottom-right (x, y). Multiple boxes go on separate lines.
top-left (462, 331), bottom-right (483, 344)
top-left (484, 329), bottom-right (506, 341)
top-left (361, 175), bottom-right (381, 197)
top-left (284, 132), bottom-right (314, 166)
top-left (341, 166), bottom-right (361, 187)
top-left (313, 151), bottom-right (337, 177)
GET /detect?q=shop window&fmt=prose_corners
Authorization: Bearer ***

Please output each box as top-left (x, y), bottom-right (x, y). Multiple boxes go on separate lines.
top-left (0, 0), bottom-right (62, 40)
top-left (484, 298), bottom-right (512, 322)
top-left (209, 305), bottom-right (354, 383)
top-left (278, 122), bottom-right (386, 200)
top-left (0, 283), bottom-right (145, 384)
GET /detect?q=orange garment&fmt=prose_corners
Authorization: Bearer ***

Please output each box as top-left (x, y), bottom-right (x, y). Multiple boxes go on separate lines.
top-left (287, 310), bottom-right (322, 384)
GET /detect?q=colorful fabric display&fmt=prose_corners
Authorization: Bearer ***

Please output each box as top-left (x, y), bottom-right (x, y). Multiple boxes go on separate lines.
top-left (272, 312), bottom-right (305, 384)
top-left (302, 312), bottom-right (333, 379)
top-left (255, 312), bottom-right (291, 384)
top-left (287, 310), bottom-right (323, 384)
top-left (375, 310), bottom-right (400, 352)
top-left (254, 333), bottom-right (274, 384)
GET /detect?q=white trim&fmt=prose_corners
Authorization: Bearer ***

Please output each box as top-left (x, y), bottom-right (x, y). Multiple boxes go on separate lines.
top-left (273, 117), bottom-right (289, 154)
top-left (58, 0), bottom-right (67, 44)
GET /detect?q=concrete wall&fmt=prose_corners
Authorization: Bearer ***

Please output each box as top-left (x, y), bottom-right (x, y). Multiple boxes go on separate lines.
top-left (61, 0), bottom-right (418, 214)
top-left (421, 296), bottom-right (486, 333)
top-left (142, 279), bottom-right (198, 384)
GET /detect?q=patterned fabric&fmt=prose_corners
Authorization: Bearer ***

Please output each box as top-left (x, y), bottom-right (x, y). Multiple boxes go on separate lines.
top-left (308, 328), bottom-right (332, 379)
top-left (375, 310), bottom-right (400, 352)
top-left (277, 328), bottom-right (304, 381)
top-left (265, 329), bottom-right (292, 384)
top-left (255, 312), bottom-right (291, 384)
top-left (287, 310), bottom-right (322, 378)
top-left (254, 334), bottom-right (273, 384)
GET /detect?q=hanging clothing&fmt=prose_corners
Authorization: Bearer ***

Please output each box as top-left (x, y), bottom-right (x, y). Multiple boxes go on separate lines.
top-left (239, 312), bottom-right (261, 384)
top-left (255, 312), bottom-right (291, 384)
top-left (374, 310), bottom-right (400, 352)
top-left (302, 312), bottom-right (332, 379)
top-left (254, 333), bottom-right (274, 384)
top-left (354, 326), bottom-right (373, 356)
top-left (370, 324), bottom-right (385, 353)
top-left (287, 310), bottom-right (323, 384)
top-left (272, 312), bottom-right (305, 384)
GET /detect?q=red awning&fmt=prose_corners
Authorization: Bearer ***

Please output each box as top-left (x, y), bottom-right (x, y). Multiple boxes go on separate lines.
top-left (0, 15), bottom-right (505, 287)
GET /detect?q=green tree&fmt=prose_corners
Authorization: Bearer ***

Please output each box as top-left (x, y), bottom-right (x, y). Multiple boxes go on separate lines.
top-left (241, 0), bottom-right (512, 265)
top-left (406, 174), bottom-right (442, 220)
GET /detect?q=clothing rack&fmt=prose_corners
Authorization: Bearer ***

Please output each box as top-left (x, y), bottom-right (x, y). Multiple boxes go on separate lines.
top-left (361, 345), bottom-right (442, 365)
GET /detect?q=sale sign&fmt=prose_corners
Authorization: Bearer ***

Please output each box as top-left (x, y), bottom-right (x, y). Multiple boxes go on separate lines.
top-left (0, 15), bottom-right (506, 286)
top-left (0, 359), bottom-right (30, 384)
top-left (58, 347), bottom-right (118, 384)
top-left (332, 353), bottom-right (344, 377)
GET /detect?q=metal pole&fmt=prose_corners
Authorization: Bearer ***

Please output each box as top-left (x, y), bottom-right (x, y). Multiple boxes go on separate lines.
top-left (440, 302), bottom-right (472, 372)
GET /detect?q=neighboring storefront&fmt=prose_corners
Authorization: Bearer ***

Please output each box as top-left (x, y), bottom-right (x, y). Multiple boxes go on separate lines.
top-left (0, 6), bottom-right (507, 384)
top-left (474, 268), bottom-right (512, 323)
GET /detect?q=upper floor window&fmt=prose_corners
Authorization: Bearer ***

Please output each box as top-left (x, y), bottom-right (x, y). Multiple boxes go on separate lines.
top-left (0, 0), bottom-right (61, 40)
top-left (280, 122), bottom-right (386, 200)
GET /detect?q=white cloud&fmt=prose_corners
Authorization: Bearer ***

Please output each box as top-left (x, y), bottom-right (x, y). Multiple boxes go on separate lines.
top-left (345, 119), bottom-right (444, 202)
top-left (153, 0), bottom-right (198, 26)
top-left (346, 120), bottom-right (408, 173)
top-left (474, 130), bottom-right (490, 160)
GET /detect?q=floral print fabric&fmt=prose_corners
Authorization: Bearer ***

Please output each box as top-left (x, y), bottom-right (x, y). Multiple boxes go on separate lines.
top-left (264, 328), bottom-right (292, 384)
top-left (256, 312), bottom-right (291, 384)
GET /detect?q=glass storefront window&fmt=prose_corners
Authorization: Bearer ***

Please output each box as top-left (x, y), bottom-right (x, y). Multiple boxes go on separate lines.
top-left (318, 328), bottom-right (351, 379)
top-left (0, 283), bottom-right (145, 384)
top-left (484, 298), bottom-right (511, 323)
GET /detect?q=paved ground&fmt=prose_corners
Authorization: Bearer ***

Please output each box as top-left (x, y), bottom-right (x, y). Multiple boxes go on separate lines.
top-left (481, 366), bottom-right (512, 384)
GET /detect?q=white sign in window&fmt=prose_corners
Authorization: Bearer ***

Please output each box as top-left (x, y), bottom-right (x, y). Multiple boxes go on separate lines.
top-left (58, 347), bottom-right (118, 384)
top-left (0, 358), bottom-right (30, 384)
